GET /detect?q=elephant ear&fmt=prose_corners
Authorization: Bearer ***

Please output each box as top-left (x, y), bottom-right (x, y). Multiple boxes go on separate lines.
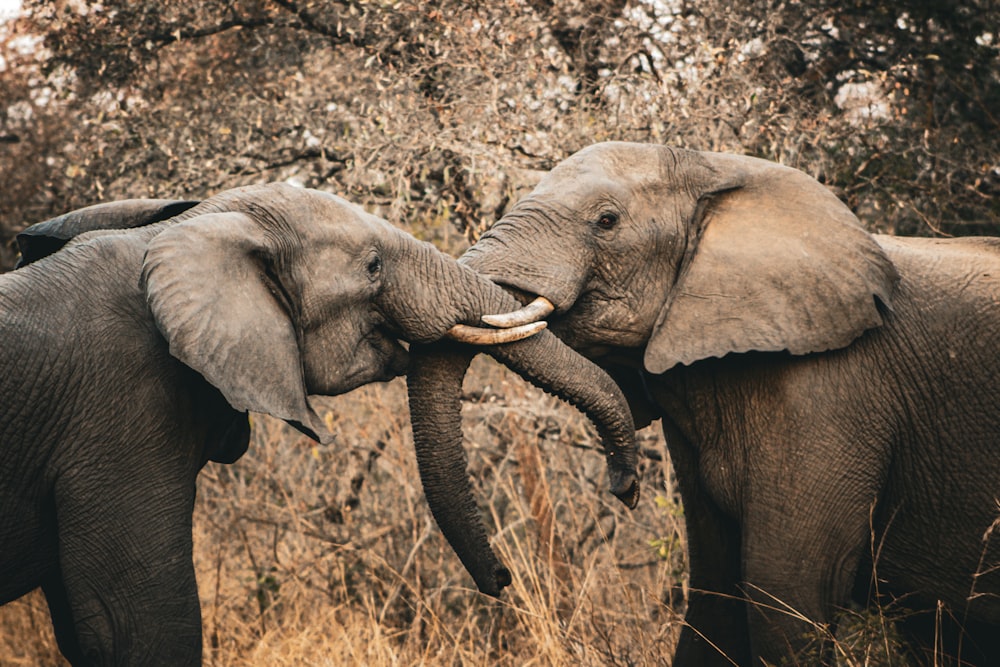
top-left (644, 153), bottom-right (899, 374)
top-left (16, 199), bottom-right (198, 267)
top-left (141, 212), bottom-right (333, 443)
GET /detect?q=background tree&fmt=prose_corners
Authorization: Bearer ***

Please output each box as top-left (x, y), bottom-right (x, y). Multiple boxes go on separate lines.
top-left (1, 0), bottom-right (997, 271)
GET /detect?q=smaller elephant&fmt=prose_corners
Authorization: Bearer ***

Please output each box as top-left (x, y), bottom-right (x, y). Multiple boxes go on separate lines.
top-left (0, 183), bottom-right (639, 666)
top-left (409, 142), bottom-right (1000, 665)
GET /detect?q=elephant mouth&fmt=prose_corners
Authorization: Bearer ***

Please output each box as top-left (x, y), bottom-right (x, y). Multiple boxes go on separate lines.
top-left (361, 328), bottom-right (410, 383)
top-left (478, 281), bottom-right (570, 332)
top-left (460, 267), bottom-right (618, 354)
top-left (480, 279), bottom-right (570, 323)
top-left (384, 337), bottom-right (411, 379)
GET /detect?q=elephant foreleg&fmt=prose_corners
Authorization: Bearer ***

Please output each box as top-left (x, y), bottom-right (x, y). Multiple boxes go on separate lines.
top-left (739, 464), bottom-right (880, 665)
top-left (661, 418), bottom-right (753, 666)
top-left (54, 463), bottom-right (203, 666)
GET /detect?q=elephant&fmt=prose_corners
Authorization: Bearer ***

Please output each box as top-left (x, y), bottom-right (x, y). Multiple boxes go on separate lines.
top-left (406, 142), bottom-right (1000, 665)
top-left (0, 182), bottom-right (639, 666)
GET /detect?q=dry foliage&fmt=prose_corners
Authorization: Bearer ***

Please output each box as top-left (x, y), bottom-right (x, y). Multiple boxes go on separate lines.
top-left (0, 358), bottom-right (934, 666)
top-left (1, 0), bottom-right (998, 267)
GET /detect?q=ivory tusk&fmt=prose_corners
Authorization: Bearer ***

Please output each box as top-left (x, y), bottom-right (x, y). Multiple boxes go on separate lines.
top-left (445, 320), bottom-right (547, 345)
top-left (480, 296), bottom-right (555, 328)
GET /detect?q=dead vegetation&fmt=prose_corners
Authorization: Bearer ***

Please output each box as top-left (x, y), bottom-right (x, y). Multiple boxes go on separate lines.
top-left (0, 357), bottom-right (940, 665)
top-left (2, 1), bottom-right (998, 269)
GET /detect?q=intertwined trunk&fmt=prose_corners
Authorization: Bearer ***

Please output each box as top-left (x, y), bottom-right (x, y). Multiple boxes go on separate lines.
top-left (405, 270), bottom-right (639, 595)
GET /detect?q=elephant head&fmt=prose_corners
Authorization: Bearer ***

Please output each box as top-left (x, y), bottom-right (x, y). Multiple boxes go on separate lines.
top-left (143, 184), bottom-right (641, 596)
top-left (122, 182), bottom-right (561, 443)
top-left (17, 183), bottom-right (640, 599)
top-left (459, 142), bottom-right (898, 370)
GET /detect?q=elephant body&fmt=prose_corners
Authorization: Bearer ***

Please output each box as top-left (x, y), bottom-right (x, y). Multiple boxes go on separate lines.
top-left (407, 143), bottom-right (1000, 665)
top-left (1, 183), bottom-right (638, 665)
top-left (1, 233), bottom-right (243, 664)
top-left (639, 235), bottom-right (1000, 663)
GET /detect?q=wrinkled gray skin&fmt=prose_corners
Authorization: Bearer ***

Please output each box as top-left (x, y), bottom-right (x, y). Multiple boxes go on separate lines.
top-left (0, 183), bottom-right (636, 666)
top-left (409, 142), bottom-right (1000, 665)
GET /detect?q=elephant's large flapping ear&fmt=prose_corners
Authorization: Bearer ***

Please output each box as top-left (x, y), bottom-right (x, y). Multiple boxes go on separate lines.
top-left (16, 199), bottom-right (199, 267)
top-left (644, 152), bottom-right (899, 374)
top-left (141, 212), bottom-right (333, 443)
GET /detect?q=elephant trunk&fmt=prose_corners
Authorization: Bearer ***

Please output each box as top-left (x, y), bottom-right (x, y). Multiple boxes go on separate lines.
top-left (407, 342), bottom-right (511, 595)
top-left (406, 271), bottom-right (639, 595)
top-left (485, 332), bottom-right (640, 506)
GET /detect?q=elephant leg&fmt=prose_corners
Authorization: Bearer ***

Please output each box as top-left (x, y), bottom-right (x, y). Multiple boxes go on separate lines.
top-left (661, 420), bottom-right (752, 666)
top-left (740, 482), bottom-right (877, 665)
top-left (54, 464), bottom-right (202, 666)
top-left (42, 575), bottom-right (86, 665)
top-left (677, 501), bottom-right (751, 666)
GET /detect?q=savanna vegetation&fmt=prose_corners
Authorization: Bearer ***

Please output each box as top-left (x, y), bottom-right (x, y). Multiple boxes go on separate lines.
top-left (1, 1), bottom-right (997, 664)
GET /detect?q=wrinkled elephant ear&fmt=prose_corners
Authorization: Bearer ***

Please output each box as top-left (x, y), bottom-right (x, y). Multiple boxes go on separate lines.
top-left (141, 212), bottom-right (333, 443)
top-left (16, 199), bottom-right (199, 267)
top-left (644, 152), bottom-right (900, 374)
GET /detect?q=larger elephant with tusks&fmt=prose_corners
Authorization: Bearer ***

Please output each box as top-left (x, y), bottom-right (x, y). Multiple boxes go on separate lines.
top-left (0, 183), bottom-right (638, 666)
top-left (408, 142), bottom-right (1000, 666)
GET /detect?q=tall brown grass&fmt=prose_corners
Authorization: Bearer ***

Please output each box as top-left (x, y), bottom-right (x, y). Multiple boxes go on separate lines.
top-left (0, 357), bottom-right (918, 665)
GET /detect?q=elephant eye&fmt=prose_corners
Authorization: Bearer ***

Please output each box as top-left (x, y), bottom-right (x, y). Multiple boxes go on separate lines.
top-left (366, 254), bottom-right (382, 279)
top-left (596, 212), bottom-right (619, 229)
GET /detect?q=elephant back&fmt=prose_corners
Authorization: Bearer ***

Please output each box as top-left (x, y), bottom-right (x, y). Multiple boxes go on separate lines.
top-left (16, 199), bottom-right (199, 267)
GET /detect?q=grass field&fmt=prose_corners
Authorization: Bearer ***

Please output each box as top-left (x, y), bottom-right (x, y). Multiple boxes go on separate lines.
top-left (0, 357), bottom-right (912, 666)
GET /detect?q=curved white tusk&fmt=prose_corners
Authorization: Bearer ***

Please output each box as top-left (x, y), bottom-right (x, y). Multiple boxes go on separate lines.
top-left (480, 296), bottom-right (555, 328)
top-left (445, 321), bottom-right (547, 345)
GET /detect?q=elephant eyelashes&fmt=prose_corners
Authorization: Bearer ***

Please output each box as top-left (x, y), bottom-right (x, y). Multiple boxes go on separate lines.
top-left (366, 254), bottom-right (382, 279)
top-left (596, 212), bottom-right (619, 229)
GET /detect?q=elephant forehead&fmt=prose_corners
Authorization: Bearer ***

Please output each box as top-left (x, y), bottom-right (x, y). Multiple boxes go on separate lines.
top-left (292, 218), bottom-right (386, 265)
top-left (526, 170), bottom-right (636, 213)
top-left (564, 141), bottom-right (664, 173)
top-left (543, 144), bottom-right (668, 193)
top-left (570, 140), bottom-right (649, 161)
top-left (266, 187), bottom-right (391, 243)
top-left (531, 171), bottom-right (607, 199)
top-left (304, 191), bottom-right (396, 236)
